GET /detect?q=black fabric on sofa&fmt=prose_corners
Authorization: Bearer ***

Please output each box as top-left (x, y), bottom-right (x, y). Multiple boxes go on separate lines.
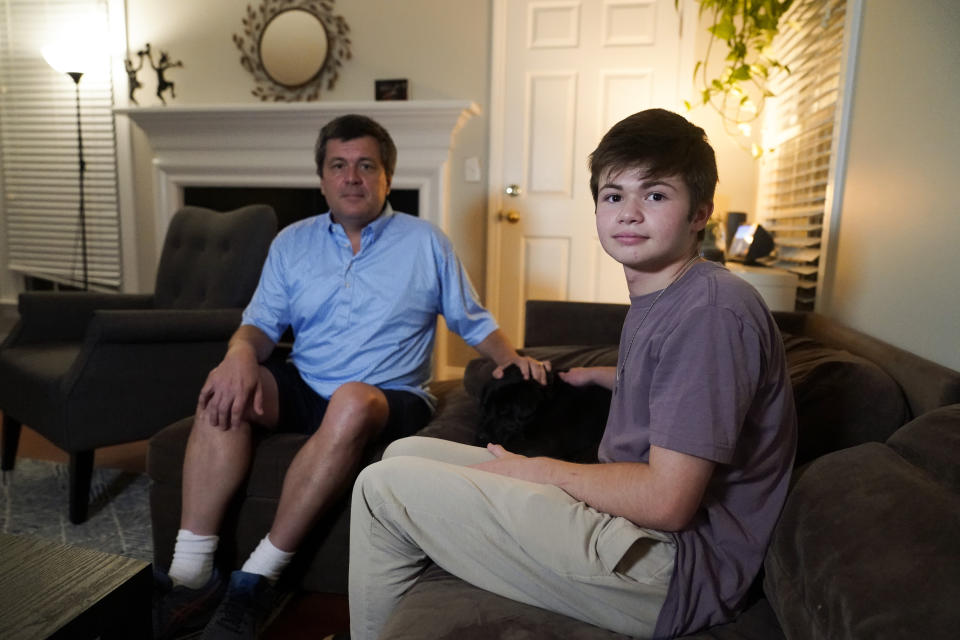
top-left (147, 302), bottom-right (960, 638)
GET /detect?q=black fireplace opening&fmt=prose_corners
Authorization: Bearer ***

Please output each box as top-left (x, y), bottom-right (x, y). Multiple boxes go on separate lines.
top-left (183, 186), bottom-right (420, 230)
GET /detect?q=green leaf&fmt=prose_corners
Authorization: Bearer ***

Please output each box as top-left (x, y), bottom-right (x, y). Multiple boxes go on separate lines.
top-left (730, 64), bottom-right (750, 81)
top-left (709, 18), bottom-right (736, 41)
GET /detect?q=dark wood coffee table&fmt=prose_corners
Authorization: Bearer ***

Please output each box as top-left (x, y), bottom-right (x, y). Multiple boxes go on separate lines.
top-left (0, 533), bottom-right (151, 639)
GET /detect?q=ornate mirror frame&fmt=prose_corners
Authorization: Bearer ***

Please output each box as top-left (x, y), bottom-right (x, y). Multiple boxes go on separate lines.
top-left (233, 0), bottom-right (351, 101)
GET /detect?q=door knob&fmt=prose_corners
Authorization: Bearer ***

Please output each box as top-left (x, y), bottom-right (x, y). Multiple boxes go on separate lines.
top-left (504, 184), bottom-right (522, 197)
top-left (498, 210), bottom-right (521, 224)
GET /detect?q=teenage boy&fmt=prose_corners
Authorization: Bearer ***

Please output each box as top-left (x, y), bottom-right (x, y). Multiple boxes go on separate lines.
top-left (346, 109), bottom-right (797, 639)
top-left (152, 114), bottom-right (546, 640)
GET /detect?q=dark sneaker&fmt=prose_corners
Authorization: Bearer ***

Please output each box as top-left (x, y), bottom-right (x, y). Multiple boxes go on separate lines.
top-left (153, 567), bottom-right (227, 640)
top-left (201, 570), bottom-right (285, 639)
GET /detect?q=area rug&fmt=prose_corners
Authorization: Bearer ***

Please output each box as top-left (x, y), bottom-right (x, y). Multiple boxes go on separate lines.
top-left (0, 458), bottom-right (153, 563)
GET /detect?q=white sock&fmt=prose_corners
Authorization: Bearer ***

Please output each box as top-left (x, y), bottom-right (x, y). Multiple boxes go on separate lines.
top-left (168, 529), bottom-right (219, 589)
top-left (240, 534), bottom-right (296, 584)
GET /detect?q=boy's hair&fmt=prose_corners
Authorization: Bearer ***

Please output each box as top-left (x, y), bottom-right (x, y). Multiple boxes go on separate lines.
top-left (588, 109), bottom-right (718, 217)
top-left (315, 114), bottom-right (398, 181)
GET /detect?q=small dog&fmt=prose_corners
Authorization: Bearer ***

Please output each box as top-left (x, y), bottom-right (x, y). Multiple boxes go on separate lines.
top-left (475, 364), bottom-right (611, 463)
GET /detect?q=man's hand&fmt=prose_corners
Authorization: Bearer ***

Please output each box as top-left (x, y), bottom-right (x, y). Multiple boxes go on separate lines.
top-left (474, 329), bottom-right (551, 386)
top-left (197, 343), bottom-right (263, 430)
top-left (492, 355), bottom-right (552, 385)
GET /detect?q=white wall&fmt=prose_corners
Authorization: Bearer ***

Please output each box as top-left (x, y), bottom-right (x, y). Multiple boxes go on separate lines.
top-left (818, 0), bottom-right (960, 371)
top-left (123, 0), bottom-right (491, 292)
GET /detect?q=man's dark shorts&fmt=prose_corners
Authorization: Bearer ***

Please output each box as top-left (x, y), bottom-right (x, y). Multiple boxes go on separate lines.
top-left (263, 359), bottom-right (432, 442)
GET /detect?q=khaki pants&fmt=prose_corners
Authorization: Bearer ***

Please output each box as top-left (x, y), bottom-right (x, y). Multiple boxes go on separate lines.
top-left (348, 436), bottom-right (675, 639)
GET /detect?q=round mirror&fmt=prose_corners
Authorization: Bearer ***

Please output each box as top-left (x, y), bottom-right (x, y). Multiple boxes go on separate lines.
top-left (259, 9), bottom-right (329, 88)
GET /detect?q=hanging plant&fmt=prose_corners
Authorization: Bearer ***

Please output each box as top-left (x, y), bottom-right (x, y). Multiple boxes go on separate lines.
top-left (680, 0), bottom-right (793, 155)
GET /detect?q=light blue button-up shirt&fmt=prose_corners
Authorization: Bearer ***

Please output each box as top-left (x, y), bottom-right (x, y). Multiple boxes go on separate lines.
top-left (241, 206), bottom-right (497, 407)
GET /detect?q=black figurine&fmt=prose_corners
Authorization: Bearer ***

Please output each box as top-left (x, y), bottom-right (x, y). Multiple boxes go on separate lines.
top-left (144, 43), bottom-right (183, 105)
top-left (124, 49), bottom-right (146, 104)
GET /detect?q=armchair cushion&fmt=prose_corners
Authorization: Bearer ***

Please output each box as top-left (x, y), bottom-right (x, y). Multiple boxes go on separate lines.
top-left (154, 204), bottom-right (276, 309)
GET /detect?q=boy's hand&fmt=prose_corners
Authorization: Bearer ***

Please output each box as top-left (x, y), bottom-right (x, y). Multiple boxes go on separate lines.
top-left (471, 444), bottom-right (536, 480)
top-left (557, 367), bottom-right (594, 387)
top-left (558, 366), bottom-right (617, 390)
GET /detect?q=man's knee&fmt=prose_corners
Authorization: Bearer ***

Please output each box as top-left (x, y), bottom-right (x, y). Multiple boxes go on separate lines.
top-left (190, 410), bottom-right (253, 444)
top-left (325, 382), bottom-right (390, 434)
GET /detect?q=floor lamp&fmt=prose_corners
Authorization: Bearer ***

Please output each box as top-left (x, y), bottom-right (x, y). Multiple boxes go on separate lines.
top-left (42, 50), bottom-right (90, 290)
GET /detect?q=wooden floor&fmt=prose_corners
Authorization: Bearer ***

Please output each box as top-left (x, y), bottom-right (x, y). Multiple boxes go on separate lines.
top-left (14, 423), bottom-right (149, 473)
top-left (9, 419), bottom-right (350, 638)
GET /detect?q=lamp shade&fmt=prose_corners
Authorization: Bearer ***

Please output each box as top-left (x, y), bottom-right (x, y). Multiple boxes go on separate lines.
top-left (41, 42), bottom-right (103, 76)
top-left (41, 14), bottom-right (110, 76)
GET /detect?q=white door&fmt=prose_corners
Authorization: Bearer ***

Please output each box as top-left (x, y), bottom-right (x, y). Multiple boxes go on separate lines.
top-left (486, 0), bottom-right (694, 345)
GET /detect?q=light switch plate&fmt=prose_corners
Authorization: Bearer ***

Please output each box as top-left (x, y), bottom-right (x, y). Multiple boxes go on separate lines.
top-left (464, 156), bottom-right (481, 183)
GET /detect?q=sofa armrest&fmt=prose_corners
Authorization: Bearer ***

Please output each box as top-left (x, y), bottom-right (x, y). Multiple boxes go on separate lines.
top-left (87, 308), bottom-right (242, 344)
top-left (775, 311), bottom-right (960, 417)
top-left (12, 291), bottom-right (155, 344)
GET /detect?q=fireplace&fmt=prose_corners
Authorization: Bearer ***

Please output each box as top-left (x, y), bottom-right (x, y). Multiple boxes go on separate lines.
top-left (115, 101), bottom-right (478, 251)
top-left (115, 101), bottom-right (479, 377)
top-left (182, 186), bottom-right (420, 229)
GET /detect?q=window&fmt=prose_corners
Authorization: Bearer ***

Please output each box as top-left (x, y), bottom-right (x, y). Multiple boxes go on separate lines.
top-left (755, 0), bottom-right (858, 310)
top-left (0, 0), bottom-right (121, 290)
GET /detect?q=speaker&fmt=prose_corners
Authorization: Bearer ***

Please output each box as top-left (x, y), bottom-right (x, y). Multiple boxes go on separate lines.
top-left (728, 223), bottom-right (775, 264)
top-left (724, 211), bottom-right (747, 252)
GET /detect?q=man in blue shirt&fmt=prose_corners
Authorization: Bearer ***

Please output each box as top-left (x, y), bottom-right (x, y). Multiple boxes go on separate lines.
top-left (153, 114), bottom-right (546, 640)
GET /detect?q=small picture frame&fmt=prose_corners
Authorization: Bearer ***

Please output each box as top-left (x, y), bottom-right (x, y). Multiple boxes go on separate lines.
top-left (375, 79), bottom-right (408, 101)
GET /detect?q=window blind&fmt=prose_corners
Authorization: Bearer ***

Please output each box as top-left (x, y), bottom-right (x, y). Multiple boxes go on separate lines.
top-left (755, 0), bottom-right (847, 310)
top-left (0, 0), bottom-right (121, 290)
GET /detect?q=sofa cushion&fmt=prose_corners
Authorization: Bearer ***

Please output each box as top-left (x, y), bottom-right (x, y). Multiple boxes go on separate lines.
top-left (783, 333), bottom-right (911, 464)
top-left (380, 564), bottom-right (630, 640)
top-left (382, 564), bottom-right (787, 640)
top-left (886, 403), bottom-right (960, 492)
top-left (763, 407), bottom-right (960, 639)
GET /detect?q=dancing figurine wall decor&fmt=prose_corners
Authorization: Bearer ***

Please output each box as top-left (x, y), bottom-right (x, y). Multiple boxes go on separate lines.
top-left (124, 48), bottom-right (146, 104)
top-left (143, 43), bottom-right (183, 105)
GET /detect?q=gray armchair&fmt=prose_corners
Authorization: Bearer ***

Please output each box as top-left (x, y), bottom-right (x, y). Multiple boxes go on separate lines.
top-left (0, 204), bottom-right (277, 523)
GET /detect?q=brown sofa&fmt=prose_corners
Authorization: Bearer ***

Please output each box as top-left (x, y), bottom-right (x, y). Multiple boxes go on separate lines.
top-left (148, 302), bottom-right (960, 638)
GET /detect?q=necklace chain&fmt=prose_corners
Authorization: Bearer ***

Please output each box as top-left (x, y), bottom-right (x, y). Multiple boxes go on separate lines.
top-left (615, 254), bottom-right (702, 390)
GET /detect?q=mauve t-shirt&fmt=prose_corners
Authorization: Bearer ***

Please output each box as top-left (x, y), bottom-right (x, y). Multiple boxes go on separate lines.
top-left (598, 261), bottom-right (797, 639)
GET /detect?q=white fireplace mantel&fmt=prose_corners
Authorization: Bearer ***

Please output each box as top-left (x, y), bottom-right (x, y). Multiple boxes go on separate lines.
top-left (114, 100), bottom-right (480, 251)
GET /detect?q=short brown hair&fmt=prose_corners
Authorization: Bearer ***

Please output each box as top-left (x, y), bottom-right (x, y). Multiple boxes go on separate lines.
top-left (589, 109), bottom-right (717, 217)
top-left (315, 114), bottom-right (397, 181)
